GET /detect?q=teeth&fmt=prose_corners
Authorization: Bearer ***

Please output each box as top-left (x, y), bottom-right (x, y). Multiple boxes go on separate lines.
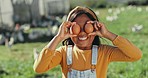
top-left (78, 37), bottom-right (87, 40)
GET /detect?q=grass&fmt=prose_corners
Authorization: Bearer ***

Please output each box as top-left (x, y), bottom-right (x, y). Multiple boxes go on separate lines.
top-left (0, 42), bottom-right (62, 78)
top-left (0, 6), bottom-right (148, 78)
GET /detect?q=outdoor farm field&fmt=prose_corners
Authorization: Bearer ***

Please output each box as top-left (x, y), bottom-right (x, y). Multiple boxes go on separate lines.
top-left (0, 6), bottom-right (148, 78)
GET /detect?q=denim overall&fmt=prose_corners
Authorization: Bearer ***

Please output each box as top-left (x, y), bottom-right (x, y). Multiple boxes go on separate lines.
top-left (67, 45), bottom-right (98, 78)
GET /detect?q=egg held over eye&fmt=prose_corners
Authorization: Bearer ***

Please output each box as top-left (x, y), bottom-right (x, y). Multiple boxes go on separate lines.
top-left (84, 23), bottom-right (94, 34)
top-left (70, 24), bottom-right (80, 35)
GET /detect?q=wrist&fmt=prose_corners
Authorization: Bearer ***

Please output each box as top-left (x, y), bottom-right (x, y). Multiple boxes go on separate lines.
top-left (47, 35), bottom-right (63, 50)
top-left (104, 31), bottom-right (117, 41)
top-left (55, 35), bottom-right (64, 42)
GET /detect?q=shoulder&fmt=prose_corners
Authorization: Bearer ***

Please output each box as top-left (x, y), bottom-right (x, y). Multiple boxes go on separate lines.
top-left (99, 44), bottom-right (116, 53)
top-left (99, 44), bottom-right (115, 49)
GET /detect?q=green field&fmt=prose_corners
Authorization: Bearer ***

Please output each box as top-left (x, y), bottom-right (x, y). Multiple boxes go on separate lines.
top-left (0, 6), bottom-right (148, 78)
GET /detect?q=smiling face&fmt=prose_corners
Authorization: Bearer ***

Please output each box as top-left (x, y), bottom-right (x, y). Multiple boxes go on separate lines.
top-left (70, 14), bottom-right (95, 50)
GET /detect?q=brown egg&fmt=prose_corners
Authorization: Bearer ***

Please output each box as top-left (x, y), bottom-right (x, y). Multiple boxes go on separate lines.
top-left (70, 24), bottom-right (80, 35)
top-left (84, 23), bottom-right (94, 34)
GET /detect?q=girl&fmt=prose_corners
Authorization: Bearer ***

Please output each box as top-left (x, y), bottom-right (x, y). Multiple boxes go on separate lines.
top-left (33, 6), bottom-right (142, 78)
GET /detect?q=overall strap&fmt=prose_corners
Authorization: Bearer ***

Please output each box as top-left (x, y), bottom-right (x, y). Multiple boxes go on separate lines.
top-left (67, 45), bottom-right (98, 65)
top-left (67, 45), bottom-right (98, 78)
top-left (91, 45), bottom-right (98, 65)
top-left (67, 45), bottom-right (73, 65)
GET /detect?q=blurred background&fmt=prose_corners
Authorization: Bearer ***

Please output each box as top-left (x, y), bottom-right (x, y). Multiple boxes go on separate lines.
top-left (0, 0), bottom-right (148, 78)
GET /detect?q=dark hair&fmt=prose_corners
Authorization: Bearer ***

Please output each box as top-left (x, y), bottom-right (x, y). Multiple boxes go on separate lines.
top-left (62, 8), bottom-right (101, 46)
top-left (69, 10), bottom-right (97, 22)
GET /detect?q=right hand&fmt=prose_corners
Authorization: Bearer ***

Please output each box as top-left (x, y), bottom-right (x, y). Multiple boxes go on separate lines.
top-left (56, 21), bottom-right (77, 41)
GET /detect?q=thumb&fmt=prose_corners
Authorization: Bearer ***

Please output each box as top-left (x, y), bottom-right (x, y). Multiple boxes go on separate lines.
top-left (96, 31), bottom-right (103, 37)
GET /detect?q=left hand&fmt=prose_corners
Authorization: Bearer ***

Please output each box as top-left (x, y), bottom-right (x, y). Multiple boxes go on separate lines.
top-left (87, 21), bottom-right (117, 41)
top-left (87, 21), bottom-right (110, 38)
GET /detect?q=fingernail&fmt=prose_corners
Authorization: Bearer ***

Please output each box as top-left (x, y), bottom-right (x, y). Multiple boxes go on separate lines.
top-left (73, 22), bottom-right (76, 24)
top-left (87, 21), bottom-right (90, 23)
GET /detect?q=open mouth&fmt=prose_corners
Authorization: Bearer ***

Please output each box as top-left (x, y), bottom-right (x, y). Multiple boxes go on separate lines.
top-left (78, 37), bottom-right (87, 41)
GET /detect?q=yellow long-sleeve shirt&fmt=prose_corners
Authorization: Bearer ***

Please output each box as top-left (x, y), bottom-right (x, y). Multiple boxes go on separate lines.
top-left (33, 36), bottom-right (142, 78)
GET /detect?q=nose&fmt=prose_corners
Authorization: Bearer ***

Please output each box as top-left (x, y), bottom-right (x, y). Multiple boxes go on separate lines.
top-left (78, 28), bottom-right (87, 36)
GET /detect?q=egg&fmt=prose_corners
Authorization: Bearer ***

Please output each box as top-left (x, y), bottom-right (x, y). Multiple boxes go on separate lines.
top-left (70, 24), bottom-right (80, 35)
top-left (84, 23), bottom-right (94, 34)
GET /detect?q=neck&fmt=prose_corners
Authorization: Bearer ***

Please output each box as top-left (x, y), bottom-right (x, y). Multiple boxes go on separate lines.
top-left (75, 45), bottom-right (92, 50)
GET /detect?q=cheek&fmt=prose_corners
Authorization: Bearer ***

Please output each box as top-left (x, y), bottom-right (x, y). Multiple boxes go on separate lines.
top-left (71, 37), bottom-right (77, 43)
top-left (89, 36), bottom-right (95, 43)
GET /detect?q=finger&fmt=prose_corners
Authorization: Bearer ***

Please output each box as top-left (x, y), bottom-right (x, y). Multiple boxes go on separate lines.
top-left (66, 22), bottom-right (76, 33)
top-left (70, 22), bottom-right (76, 27)
top-left (94, 22), bottom-right (99, 30)
top-left (65, 21), bottom-right (72, 28)
top-left (65, 27), bottom-right (69, 33)
top-left (87, 21), bottom-right (93, 24)
top-left (96, 22), bottom-right (102, 30)
top-left (60, 22), bottom-right (67, 31)
top-left (72, 22), bottom-right (76, 25)
top-left (87, 20), bottom-right (96, 24)
top-left (64, 21), bottom-right (74, 33)
top-left (69, 34), bottom-right (77, 37)
top-left (87, 21), bottom-right (100, 31)
top-left (98, 22), bottom-right (105, 27)
top-left (88, 32), bottom-right (96, 36)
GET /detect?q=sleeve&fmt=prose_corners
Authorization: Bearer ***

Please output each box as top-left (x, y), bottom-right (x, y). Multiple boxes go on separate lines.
top-left (106, 36), bottom-right (142, 62)
top-left (33, 46), bottom-right (64, 73)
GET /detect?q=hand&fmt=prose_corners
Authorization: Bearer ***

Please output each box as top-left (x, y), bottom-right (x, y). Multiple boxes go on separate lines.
top-left (87, 21), bottom-right (117, 41)
top-left (87, 21), bottom-right (109, 38)
top-left (56, 21), bottom-right (77, 41)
